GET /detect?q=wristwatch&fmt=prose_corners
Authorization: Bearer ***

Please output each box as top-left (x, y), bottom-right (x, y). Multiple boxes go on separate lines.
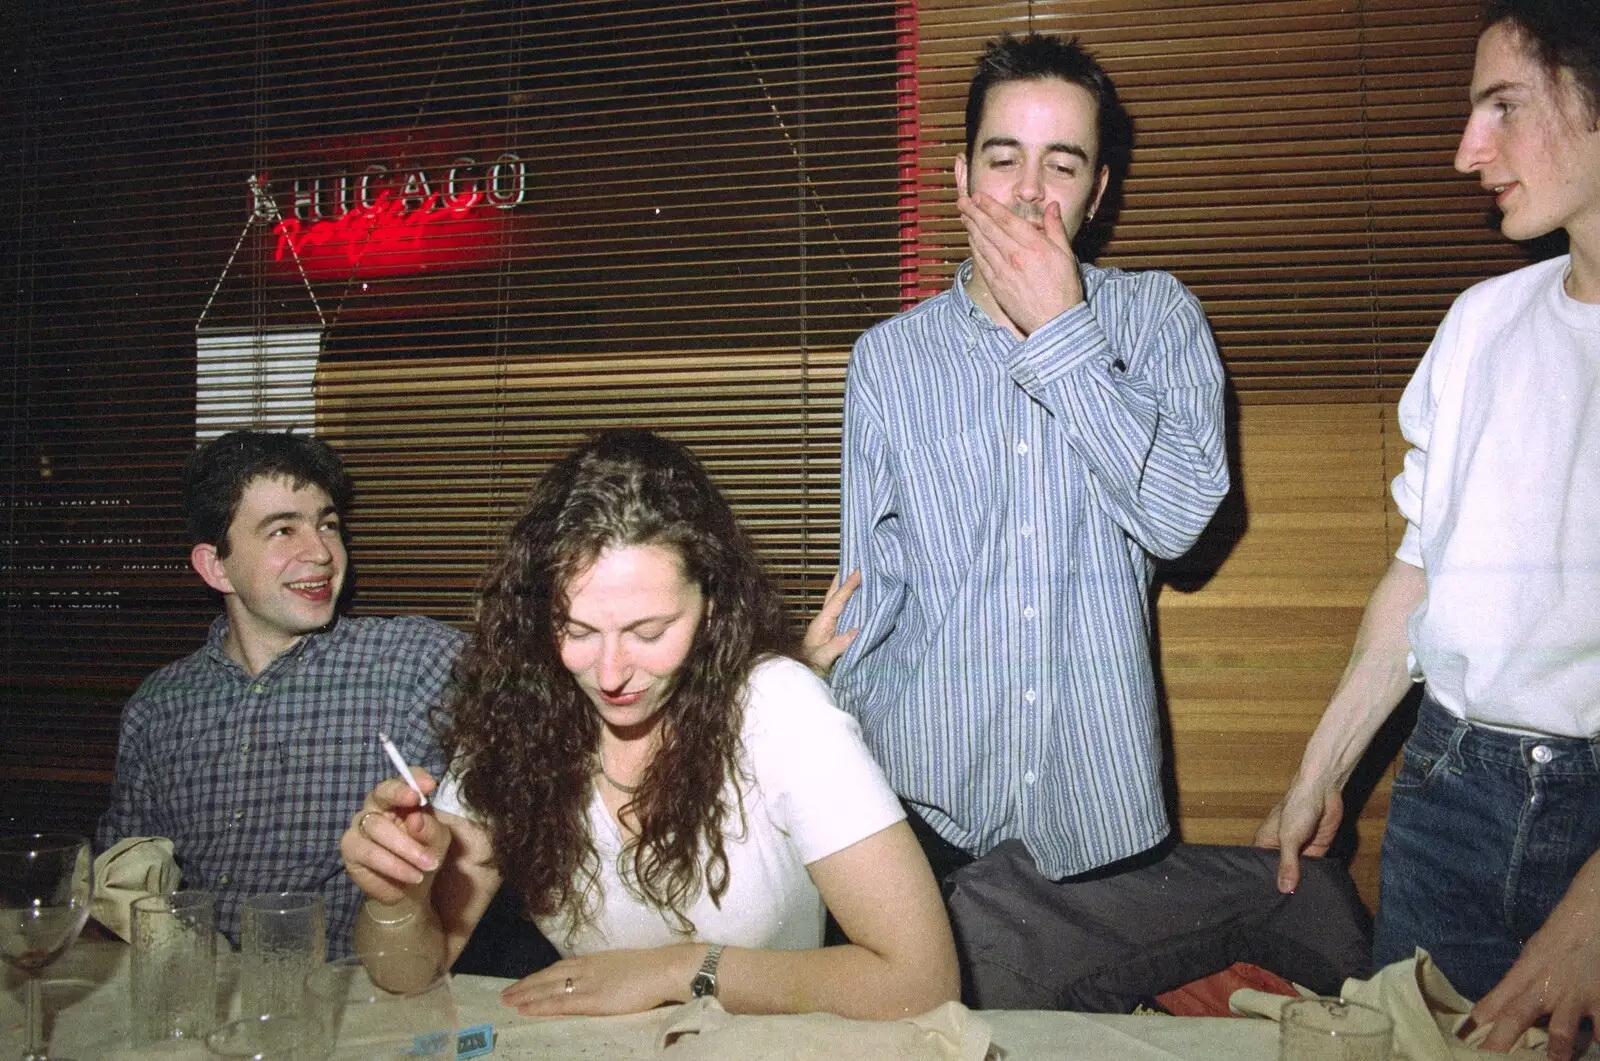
top-left (689, 943), bottom-right (725, 999)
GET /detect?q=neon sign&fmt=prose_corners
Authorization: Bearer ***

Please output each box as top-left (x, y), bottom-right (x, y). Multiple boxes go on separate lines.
top-left (249, 152), bottom-right (529, 280)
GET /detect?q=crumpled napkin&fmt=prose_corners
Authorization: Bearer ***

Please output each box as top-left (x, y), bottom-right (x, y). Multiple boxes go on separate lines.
top-left (1230, 949), bottom-right (1549, 1059)
top-left (657, 998), bottom-right (994, 1061)
top-left (91, 836), bottom-right (181, 941)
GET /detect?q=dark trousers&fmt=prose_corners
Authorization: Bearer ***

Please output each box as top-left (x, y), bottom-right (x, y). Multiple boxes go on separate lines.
top-left (899, 805), bottom-right (1371, 1012)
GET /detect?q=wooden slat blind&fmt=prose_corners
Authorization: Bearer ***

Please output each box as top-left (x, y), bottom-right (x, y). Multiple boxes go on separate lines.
top-left (913, 0), bottom-right (1525, 400)
top-left (2, 0), bottom-right (904, 833)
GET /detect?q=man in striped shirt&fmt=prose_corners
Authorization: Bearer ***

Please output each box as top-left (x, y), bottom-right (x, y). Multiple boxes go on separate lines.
top-left (831, 34), bottom-right (1229, 899)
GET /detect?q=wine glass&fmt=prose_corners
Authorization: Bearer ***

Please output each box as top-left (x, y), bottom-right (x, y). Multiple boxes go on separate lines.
top-left (0, 834), bottom-right (94, 1061)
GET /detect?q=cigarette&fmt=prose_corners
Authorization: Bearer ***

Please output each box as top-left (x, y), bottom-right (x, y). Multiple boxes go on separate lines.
top-left (378, 732), bottom-right (429, 806)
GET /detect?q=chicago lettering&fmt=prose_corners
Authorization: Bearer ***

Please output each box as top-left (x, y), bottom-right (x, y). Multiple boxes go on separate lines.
top-left (251, 153), bottom-right (527, 224)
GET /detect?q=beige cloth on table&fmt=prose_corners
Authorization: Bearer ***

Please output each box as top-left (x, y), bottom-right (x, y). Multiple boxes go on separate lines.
top-left (657, 998), bottom-right (994, 1061)
top-left (90, 836), bottom-right (181, 942)
top-left (1230, 949), bottom-right (1549, 1060)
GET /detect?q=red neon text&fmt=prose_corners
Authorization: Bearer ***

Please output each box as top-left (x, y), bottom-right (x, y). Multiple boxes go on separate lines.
top-left (251, 153), bottom-right (524, 279)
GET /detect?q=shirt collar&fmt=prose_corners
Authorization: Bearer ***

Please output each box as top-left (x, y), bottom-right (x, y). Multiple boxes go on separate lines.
top-left (950, 260), bottom-right (1024, 366)
top-left (949, 257), bottom-right (1107, 339)
top-left (202, 613), bottom-right (332, 681)
top-left (951, 260), bottom-right (991, 333)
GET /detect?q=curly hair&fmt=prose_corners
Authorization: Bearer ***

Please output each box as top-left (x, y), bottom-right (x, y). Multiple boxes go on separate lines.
top-left (440, 429), bottom-right (797, 938)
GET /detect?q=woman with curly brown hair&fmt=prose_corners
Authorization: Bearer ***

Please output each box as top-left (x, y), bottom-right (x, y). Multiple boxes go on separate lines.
top-left (340, 429), bottom-right (957, 1019)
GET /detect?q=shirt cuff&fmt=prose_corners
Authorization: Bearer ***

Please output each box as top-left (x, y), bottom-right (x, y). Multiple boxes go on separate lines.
top-left (1006, 301), bottom-right (1114, 390)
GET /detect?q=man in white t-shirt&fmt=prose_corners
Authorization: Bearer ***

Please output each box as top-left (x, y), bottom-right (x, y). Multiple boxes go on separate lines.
top-left (1255, 2), bottom-right (1600, 1058)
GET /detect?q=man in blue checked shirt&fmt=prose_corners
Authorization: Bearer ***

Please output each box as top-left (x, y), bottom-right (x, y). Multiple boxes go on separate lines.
top-left (830, 34), bottom-right (1229, 911)
top-left (97, 431), bottom-right (463, 956)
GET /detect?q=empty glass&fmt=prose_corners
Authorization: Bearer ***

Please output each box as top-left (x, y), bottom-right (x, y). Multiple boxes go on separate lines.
top-left (303, 950), bottom-right (455, 1061)
top-left (0, 833), bottom-right (94, 1061)
top-left (131, 890), bottom-right (219, 1044)
top-left (205, 1014), bottom-right (317, 1061)
top-left (239, 893), bottom-right (324, 1019)
top-left (1280, 997), bottom-right (1393, 1061)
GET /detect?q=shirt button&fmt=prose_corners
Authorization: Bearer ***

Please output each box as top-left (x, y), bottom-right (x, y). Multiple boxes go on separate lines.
top-left (1024, 689), bottom-right (1037, 703)
top-left (1019, 524), bottom-right (1032, 538)
top-left (1023, 606), bottom-right (1035, 620)
top-left (217, 873), bottom-right (231, 886)
top-left (251, 683), bottom-right (267, 694)
top-left (233, 809), bottom-right (245, 821)
top-left (1015, 441), bottom-right (1029, 456)
top-left (1024, 770), bottom-right (1037, 786)
top-left (240, 741), bottom-right (250, 753)
top-left (1531, 745), bottom-right (1553, 764)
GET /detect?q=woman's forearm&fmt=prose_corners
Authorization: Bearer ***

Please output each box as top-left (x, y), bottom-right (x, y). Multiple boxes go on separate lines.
top-left (353, 894), bottom-right (450, 992)
top-left (710, 939), bottom-right (958, 1019)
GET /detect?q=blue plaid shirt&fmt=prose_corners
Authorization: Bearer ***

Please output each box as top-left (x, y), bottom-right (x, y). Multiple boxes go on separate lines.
top-left (833, 260), bottom-right (1229, 879)
top-left (98, 614), bottom-right (462, 955)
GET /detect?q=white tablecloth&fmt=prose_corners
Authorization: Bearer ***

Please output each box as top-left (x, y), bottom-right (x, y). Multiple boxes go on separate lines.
top-left (2, 941), bottom-right (1284, 1060)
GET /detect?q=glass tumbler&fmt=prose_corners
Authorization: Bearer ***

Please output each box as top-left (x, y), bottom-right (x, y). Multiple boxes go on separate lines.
top-left (303, 950), bottom-right (455, 1061)
top-left (239, 892), bottom-right (325, 1019)
top-left (131, 890), bottom-right (219, 1044)
top-left (1280, 997), bottom-right (1393, 1061)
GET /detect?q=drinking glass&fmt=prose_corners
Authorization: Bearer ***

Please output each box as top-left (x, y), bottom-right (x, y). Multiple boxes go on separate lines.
top-left (239, 893), bottom-right (324, 1019)
top-left (303, 950), bottom-right (455, 1061)
top-left (0, 833), bottom-right (94, 1061)
top-left (205, 1015), bottom-right (316, 1061)
top-left (130, 890), bottom-right (219, 1044)
top-left (1280, 997), bottom-right (1393, 1061)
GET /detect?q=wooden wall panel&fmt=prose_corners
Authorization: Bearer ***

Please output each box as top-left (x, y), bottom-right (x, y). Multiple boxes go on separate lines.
top-left (1159, 401), bottom-right (1407, 907)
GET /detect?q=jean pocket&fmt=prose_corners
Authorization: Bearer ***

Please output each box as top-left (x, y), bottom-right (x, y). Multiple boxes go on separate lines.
top-left (1391, 740), bottom-right (1451, 794)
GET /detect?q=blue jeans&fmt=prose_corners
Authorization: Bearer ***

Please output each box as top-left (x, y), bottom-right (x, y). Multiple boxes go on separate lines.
top-left (1372, 691), bottom-right (1600, 1000)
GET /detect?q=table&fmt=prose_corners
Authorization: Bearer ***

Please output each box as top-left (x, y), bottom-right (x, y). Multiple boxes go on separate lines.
top-left (0, 942), bottom-right (1290, 1060)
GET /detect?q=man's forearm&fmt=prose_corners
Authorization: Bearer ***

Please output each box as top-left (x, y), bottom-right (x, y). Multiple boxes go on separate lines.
top-left (1295, 558), bottom-right (1426, 788)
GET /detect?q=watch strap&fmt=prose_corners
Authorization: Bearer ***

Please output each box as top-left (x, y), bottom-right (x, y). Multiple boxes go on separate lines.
top-left (690, 943), bottom-right (725, 999)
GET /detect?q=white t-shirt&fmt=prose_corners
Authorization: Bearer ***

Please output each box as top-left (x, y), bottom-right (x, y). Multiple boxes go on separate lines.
top-left (435, 655), bottom-right (906, 954)
top-left (1393, 254), bottom-right (1600, 736)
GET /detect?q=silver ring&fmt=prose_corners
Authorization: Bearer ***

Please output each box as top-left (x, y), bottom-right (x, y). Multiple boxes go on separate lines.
top-left (564, 976), bottom-right (574, 994)
top-left (357, 810), bottom-right (382, 840)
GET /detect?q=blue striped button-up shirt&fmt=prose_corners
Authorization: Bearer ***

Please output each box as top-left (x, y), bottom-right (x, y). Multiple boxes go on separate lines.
top-left (832, 260), bottom-right (1228, 879)
top-left (98, 614), bottom-right (461, 955)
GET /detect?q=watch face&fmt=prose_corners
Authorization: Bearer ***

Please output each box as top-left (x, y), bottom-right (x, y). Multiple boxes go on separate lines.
top-left (690, 943), bottom-right (722, 999)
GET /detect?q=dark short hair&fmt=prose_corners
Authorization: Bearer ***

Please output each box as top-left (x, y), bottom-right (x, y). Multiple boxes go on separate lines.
top-left (963, 33), bottom-right (1132, 180)
top-left (1485, 0), bottom-right (1600, 119)
top-left (182, 431), bottom-right (353, 557)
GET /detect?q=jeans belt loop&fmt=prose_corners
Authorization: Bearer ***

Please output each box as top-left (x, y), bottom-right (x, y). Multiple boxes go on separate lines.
top-left (1444, 715), bottom-right (1471, 772)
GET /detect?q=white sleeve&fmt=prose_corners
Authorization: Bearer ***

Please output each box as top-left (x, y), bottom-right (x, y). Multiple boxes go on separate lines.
top-left (740, 657), bottom-right (906, 865)
top-left (1391, 294), bottom-right (1464, 570)
top-left (430, 766), bottom-right (479, 822)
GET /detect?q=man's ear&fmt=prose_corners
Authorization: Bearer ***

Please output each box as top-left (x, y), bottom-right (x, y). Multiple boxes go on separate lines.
top-left (954, 152), bottom-right (969, 196)
top-left (1087, 164), bottom-right (1110, 219)
top-left (191, 542), bottom-right (234, 595)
